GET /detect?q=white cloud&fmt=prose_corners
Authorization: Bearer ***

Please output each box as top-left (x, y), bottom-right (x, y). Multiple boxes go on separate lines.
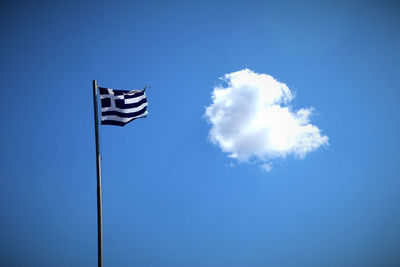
top-left (260, 162), bottom-right (273, 172)
top-left (204, 69), bottom-right (328, 170)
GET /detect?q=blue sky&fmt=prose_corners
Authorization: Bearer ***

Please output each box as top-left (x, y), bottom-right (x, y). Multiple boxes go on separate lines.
top-left (1, 0), bottom-right (400, 266)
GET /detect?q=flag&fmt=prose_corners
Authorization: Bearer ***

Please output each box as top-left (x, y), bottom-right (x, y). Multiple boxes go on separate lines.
top-left (99, 87), bottom-right (148, 126)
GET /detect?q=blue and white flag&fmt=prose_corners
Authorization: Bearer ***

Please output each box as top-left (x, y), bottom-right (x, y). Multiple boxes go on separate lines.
top-left (99, 87), bottom-right (148, 126)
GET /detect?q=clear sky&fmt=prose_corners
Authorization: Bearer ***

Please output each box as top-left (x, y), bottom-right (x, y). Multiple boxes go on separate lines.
top-left (1, 0), bottom-right (400, 266)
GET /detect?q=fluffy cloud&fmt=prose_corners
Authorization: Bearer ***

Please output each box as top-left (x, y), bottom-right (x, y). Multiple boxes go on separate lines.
top-left (204, 69), bottom-right (328, 170)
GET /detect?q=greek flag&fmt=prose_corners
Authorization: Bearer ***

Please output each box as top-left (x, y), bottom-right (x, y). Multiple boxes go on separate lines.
top-left (99, 87), bottom-right (148, 126)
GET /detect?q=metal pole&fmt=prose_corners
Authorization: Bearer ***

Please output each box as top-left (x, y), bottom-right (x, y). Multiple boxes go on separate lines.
top-left (92, 80), bottom-right (103, 267)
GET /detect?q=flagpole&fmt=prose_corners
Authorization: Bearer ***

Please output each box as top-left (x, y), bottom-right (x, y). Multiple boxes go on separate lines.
top-left (92, 80), bottom-right (103, 267)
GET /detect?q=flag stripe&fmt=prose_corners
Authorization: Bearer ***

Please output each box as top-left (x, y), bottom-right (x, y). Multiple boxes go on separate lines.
top-left (101, 120), bottom-right (126, 126)
top-left (101, 102), bottom-right (148, 114)
top-left (117, 98), bottom-right (147, 109)
top-left (101, 112), bottom-right (148, 122)
top-left (102, 106), bottom-right (147, 118)
top-left (123, 90), bottom-right (145, 99)
top-left (123, 95), bottom-right (146, 104)
top-left (100, 90), bottom-right (145, 100)
top-left (99, 88), bottom-right (145, 98)
top-left (101, 97), bottom-right (147, 109)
